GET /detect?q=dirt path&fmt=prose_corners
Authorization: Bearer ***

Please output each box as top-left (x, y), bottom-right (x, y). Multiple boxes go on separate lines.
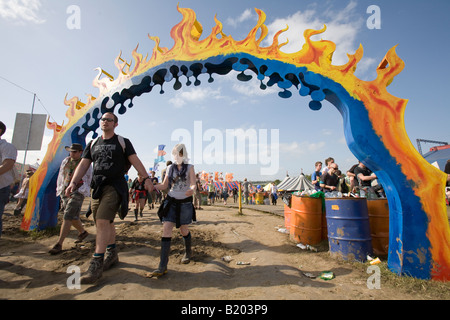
top-left (0, 201), bottom-right (448, 301)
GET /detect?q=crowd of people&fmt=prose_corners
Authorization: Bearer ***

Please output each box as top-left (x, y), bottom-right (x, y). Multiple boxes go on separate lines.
top-left (1, 117), bottom-right (450, 285)
top-left (311, 157), bottom-right (387, 198)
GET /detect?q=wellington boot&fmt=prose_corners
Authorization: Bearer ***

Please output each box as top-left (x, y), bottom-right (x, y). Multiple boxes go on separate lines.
top-left (181, 233), bottom-right (192, 264)
top-left (146, 237), bottom-right (171, 278)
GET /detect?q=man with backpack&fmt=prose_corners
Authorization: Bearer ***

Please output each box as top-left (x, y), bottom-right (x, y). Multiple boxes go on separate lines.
top-left (66, 112), bottom-right (153, 284)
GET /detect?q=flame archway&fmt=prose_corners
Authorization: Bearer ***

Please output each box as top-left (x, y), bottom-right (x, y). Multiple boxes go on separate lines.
top-left (22, 7), bottom-right (449, 281)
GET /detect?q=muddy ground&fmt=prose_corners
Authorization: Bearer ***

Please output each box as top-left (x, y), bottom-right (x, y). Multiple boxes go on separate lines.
top-left (0, 200), bottom-right (448, 301)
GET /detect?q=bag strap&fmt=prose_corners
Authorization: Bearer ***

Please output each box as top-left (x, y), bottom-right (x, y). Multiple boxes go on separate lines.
top-left (90, 135), bottom-right (126, 153)
top-left (117, 135), bottom-right (126, 152)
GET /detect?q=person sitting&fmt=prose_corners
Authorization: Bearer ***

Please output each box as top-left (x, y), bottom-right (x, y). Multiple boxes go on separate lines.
top-left (335, 170), bottom-right (349, 194)
top-left (354, 162), bottom-right (385, 197)
top-left (320, 163), bottom-right (339, 192)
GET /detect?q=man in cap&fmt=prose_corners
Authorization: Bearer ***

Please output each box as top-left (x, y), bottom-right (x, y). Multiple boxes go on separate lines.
top-left (0, 121), bottom-right (17, 238)
top-left (49, 143), bottom-right (92, 254)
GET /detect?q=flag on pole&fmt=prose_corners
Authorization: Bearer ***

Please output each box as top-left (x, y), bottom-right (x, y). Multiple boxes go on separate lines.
top-left (156, 144), bottom-right (166, 163)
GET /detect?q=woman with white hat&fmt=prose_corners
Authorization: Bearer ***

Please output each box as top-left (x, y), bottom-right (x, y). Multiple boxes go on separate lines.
top-left (146, 144), bottom-right (196, 278)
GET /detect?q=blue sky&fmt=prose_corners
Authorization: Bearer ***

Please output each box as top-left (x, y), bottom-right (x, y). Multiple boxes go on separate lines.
top-left (1, 0), bottom-right (449, 181)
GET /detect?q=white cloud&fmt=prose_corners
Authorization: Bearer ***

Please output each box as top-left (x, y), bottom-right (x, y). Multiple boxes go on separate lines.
top-left (0, 0), bottom-right (46, 24)
top-left (321, 129), bottom-right (333, 136)
top-left (263, 1), bottom-right (366, 66)
top-left (146, 120), bottom-right (157, 128)
top-left (226, 8), bottom-right (255, 28)
top-left (354, 57), bottom-right (378, 80)
top-left (231, 81), bottom-right (277, 97)
top-left (169, 87), bottom-right (224, 108)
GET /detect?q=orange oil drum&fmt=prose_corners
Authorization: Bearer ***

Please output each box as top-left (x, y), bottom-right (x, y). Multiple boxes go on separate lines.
top-left (367, 199), bottom-right (389, 256)
top-left (289, 195), bottom-right (323, 245)
top-left (284, 204), bottom-right (292, 230)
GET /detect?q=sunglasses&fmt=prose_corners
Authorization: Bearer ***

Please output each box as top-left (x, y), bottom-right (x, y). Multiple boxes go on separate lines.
top-left (100, 118), bottom-right (115, 123)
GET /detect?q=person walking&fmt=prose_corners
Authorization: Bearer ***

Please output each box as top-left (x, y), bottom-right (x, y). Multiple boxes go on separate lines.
top-left (146, 144), bottom-right (196, 278)
top-left (0, 121), bottom-right (17, 238)
top-left (148, 170), bottom-right (159, 209)
top-left (131, 176), bottom-right (147, 221)
top-left (242, 178), bottom-right (251, 204)
top-left (271, 183), bottom-right (278, 205)
top-left (207, 179), bottom-right (215, 205)
top-left (13, 169), bottom-right (33, 216)
top-left (66, 112), bottom-right (153, 284)
top-left (222, 183), bottom-right (229, 205)
top-left (193, 173), bottom-right (203, 210)
top-left (49, 143), bottom-right (92, 254)
top-left (232, 186), bottom-right (238, 203)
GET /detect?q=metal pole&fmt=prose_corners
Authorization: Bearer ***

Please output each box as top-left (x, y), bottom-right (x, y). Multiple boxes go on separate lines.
top-left (21, 93), bottom-right (36, 179)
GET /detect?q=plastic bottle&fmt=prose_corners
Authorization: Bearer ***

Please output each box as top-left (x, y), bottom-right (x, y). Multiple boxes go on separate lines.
top-left (360, 189), bottom-right (366, 198)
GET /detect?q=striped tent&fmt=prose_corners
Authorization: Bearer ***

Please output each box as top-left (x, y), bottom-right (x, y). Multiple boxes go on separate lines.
top-left (277, 174), bottom-right (313, 192)
top-left (214, 181), bottom-right (239, 190)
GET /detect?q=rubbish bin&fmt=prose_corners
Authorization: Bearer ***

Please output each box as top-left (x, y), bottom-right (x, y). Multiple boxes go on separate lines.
top-left (284, 204), bottom-right (292, 231)
top-left (325, 198), bottom-right (373, 262)
top-left (367, 199), bottom-right (389, 256)
top-left (290, 195), bottom-right (323, 245)
top-left (255, 193), bottom-right (264, 205)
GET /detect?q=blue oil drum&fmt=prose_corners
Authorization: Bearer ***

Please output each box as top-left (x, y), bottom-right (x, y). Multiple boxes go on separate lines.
top-left (325, 198), bottom-right (373, 262)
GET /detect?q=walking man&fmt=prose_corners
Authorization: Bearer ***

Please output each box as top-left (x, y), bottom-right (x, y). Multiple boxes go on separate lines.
top-left (0, 121), bottom-right (17, 238)
top-left (66, 112), bottom-right (153, 284)
top-left (49, 143), bottom-right (92, 254)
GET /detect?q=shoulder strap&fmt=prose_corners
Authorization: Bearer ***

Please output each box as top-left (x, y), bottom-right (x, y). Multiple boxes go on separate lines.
top-left (116, 135), bottom-right (131, 174)
top-left (90, 136), bottom-right (101, 152)
top-left (90, 135), bottom-right (126, 153)
top-left (117, 135), bottom-right (126, 153)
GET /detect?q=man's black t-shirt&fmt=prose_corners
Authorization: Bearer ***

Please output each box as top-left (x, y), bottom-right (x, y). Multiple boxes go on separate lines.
top-left (347, 164), bottom-right (358, 174)
top-left (82, 134), bottom-right (136, 182)
top-left (354, 166), bottom-right (373, 187)
top-left (321, 172), bottom-right (339, 189)
top-left (151, 177), bottom-right (159, 185)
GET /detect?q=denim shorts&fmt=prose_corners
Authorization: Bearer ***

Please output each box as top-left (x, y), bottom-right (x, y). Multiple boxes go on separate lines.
top-left (162, 201), bottom-right (194, 226)
top-left (62, 192), bottom-right (85, 220)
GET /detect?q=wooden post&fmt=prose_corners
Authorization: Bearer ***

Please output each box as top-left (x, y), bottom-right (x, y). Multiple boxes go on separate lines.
top-left (238, 182), bottom-right (243, 215)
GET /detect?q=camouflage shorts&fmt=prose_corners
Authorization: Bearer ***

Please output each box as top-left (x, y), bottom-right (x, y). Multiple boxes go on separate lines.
top-left (62, 192), bottom-right (85, 221)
